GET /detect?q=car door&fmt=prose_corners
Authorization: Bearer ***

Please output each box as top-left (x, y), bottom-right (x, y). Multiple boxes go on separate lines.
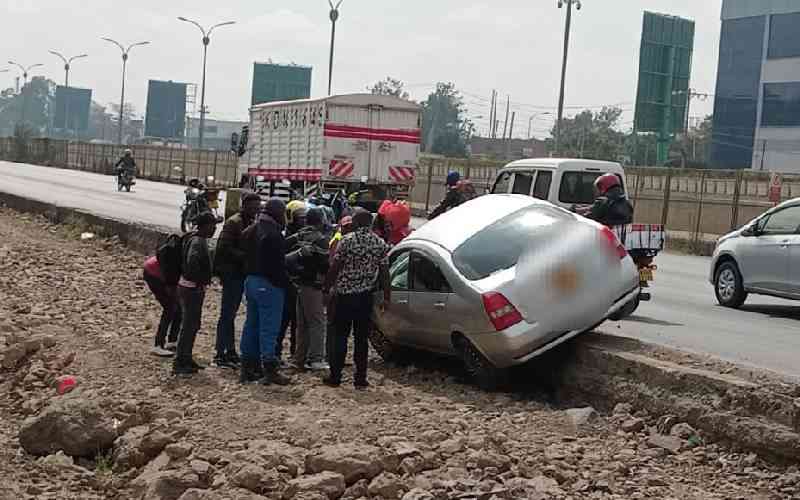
top-left (407, 250), bottom-right (455, 353)
top-left (376, 250), bottom-right (412, 342)
top-left (742, 206), bottom-right (800, 293)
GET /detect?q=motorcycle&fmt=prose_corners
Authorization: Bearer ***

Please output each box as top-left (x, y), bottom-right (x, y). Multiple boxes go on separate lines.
top-left (117, 170), bottom-right (136, 192)
top-left (180, 176), bottom-right (224, 232)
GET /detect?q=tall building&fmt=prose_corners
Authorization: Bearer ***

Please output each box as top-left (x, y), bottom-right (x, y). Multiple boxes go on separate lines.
top-left (145, 80), bottom-right (188, 140)
top-left (251, 62), bottom-right (312, 106)
top-left (712, 0), bottom-right (800, 172)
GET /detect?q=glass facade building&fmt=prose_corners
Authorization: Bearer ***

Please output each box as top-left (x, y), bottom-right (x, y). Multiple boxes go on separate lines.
top-left (712, 1), bottom-right (800, 172)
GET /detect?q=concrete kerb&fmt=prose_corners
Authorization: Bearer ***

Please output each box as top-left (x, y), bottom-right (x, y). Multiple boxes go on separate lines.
top-left (2, 190), bottom-right (799, 462)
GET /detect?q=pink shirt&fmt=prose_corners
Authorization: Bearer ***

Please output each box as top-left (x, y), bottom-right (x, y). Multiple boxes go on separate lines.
top-left (143, 256), bottom-right (163, 281)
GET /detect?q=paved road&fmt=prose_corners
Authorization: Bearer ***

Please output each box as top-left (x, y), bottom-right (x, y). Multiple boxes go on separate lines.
top-left (2, 161), bottom-right (799, 379)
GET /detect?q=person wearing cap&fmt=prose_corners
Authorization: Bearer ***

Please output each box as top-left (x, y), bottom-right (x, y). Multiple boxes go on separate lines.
top-left (323, 208), bottom-right (390, 389)
top-left (240, 198), bottom-right (292, 386)
top-left (212, 192), bottom-right (262, 369)
top-left (173, 211), bottom-right (218, 377)
top-left (429, 171), bottom-right (466, 220)
top-left (285, 207), bottom-right (331, 371)
top-left (580, 173), bottom-right (634, 227)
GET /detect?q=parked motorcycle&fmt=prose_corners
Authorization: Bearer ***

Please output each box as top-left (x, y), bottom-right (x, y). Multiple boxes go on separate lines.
top-left (117, 170), bottom-right (136, 192)
top-left (180, 176), bottom-right (224, 232)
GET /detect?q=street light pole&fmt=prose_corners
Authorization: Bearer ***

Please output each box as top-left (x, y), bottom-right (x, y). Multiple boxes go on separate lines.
top-left (49, 51), bottom-right (88, 136)
top-left (8, 61), bottom-right (44, 128)
top-left (528, 112), bottom-right (552, 139)
top-left (102, 38), bottom-right (149, 145)
top-left (327, 0), bottom-right (344, 96)
top-left (554, 0), bottom-right (581, 157)
top-left (178, 17), bottom-right (236, 149)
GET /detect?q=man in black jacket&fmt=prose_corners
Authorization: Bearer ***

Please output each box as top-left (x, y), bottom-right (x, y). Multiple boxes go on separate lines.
top-left (240, 198), bottom-right (292, 385)
top-left (286, 207), bottom-right (331, 371)
top-left (213, 192), bottom-right (261, 369)
top-left (173, 211), bottom-right (217, 377)
top-left (583, 173), bottom-right (634, 227)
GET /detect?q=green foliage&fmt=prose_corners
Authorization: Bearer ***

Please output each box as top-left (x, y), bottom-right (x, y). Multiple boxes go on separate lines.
top-left (421, 82), bottom-right (472, 158)
top-left (368, 77), bottom-right (409, 100)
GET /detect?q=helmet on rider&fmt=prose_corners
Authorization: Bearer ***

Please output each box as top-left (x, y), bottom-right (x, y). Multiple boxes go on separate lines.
top-left (286, 200), bottom-right (307, 224)
top-left (594, 173), bottom-right (621, 196)
top-left (446, 171), bottom-right (461, 187)
top-left (124, 149), bottom-right (132, 157)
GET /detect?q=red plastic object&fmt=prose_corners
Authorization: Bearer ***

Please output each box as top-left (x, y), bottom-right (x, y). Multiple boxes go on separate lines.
top-left (56, 376), bottom-right (77, 395)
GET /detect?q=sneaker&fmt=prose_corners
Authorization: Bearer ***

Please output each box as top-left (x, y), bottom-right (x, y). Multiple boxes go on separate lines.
top-left (354, 380), bottom-right (370, 391)
top-left (308, 361), bottom-right (330, 372)
top-left (165, 342), bottom-right (178, 352)
top-left (151, 346), bottom-right (175, 358)
top-left (226, 352), bottom-right (241, 366)
top-left (322, 377), bottom-right (341, 388)
top-left (213, 357), bottom-right (236, 369)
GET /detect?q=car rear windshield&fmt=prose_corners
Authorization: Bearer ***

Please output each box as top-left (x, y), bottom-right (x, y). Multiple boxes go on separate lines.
top-left (452, 205), bottom-right (571, 281)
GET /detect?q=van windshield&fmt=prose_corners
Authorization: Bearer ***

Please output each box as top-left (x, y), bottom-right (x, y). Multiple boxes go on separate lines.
top-left (452, 205), bottom-right (572, 281)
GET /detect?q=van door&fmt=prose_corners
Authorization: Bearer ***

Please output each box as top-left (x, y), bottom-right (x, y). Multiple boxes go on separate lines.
top-left (511, 172), bottom-right (534, 196)
top-left (492, 171), bottom-right (512, 194)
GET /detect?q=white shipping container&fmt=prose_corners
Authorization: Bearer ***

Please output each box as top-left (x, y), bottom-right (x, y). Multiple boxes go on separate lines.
top-left (239, 94), bottom-right (422, 188)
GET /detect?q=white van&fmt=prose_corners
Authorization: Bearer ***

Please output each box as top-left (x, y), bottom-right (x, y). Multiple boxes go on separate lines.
top-left (490, 158), bottom-right (627, 210)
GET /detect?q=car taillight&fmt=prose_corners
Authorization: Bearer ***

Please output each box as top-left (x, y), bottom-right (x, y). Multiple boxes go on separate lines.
top-left (482, 292), bottom-right (523, 331)
top-left (601, 226), bottom-right (627, 260)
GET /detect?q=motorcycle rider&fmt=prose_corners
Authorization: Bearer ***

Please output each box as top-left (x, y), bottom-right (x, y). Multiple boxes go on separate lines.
top-left (429, 171), bottom-right (466, 220)
top-left (115, 149), bottom-right (137, 184)
top-left (580, 173), bottom-right (634, 227)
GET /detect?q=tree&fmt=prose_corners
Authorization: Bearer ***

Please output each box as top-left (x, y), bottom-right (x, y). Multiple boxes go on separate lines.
top-left (674, 115), bottom-right (713, 168)
top-left (421, 82), bottom-right (472, 157)
top-left (548, 106), bottom-right (625, 162)
top-left (368, 77), bottom-right (409, 100)
top-left (0, 76), bottom-right (57, 137)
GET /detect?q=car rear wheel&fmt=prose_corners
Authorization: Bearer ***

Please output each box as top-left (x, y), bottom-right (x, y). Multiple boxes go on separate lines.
top-left (368, 326), bottom-right (408, 365)
top-left (609, 296), bottom-right (640, 321)
top-left (715, 261), bottom-right (747, 308)
top-left (455, 336), bottom-right (504, 392)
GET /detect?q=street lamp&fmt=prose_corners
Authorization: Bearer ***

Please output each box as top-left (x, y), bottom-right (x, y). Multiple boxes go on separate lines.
top-left (102, 38), bottom-right (150, 145)
top-left (8, 61), bottom-right (44, 127)
top-left (48, 51), bottom-right (88, 87)
top-left (554, 0), bottom-right (581, 157)
top-left (327, 0), bottom-right (344, 96)
top-left (528, 112), bottom-right (552, 139)
top-left (178, 17), bottom-right (236, 149)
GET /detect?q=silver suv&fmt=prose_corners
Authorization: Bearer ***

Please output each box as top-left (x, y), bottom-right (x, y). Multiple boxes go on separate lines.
top-left (710, 198), bottom-right (800, 308)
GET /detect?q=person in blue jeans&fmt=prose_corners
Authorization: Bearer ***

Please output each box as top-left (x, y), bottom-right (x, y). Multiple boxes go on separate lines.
top-left (240, 198), bottom-right (292, 385)
top-left (213, 192), bottom-right (261, 369)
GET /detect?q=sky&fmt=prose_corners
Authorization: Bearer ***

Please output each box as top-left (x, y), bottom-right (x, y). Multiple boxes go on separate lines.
top-left (1, 0), bottom-right (722, 138)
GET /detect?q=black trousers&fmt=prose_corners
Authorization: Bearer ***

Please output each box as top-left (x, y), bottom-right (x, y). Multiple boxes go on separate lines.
top-left (276, 284), bottom-right (297, 359)
top-left (330, 292), bottom-right (373, 384)
top-left (175, 286), bottom-right (205, 366)
top-left (144, 272), bottom-right (182, 347)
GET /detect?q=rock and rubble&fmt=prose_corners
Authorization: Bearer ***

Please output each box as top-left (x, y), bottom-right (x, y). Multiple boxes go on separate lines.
top-left (0, 207), bottom-right (799, 499)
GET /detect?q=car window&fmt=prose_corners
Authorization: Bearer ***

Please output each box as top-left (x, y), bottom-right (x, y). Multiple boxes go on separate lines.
top-left (492, 172), bottom-right (512, 194)
top-left (452, 205), bottom-right (572, 280)
top-left (559, 171), bottom-right (603, 205)
top-left (389, 251), bottom-right (410, 290)
top-left (533, 171), bottom-right (553, 200)
top-left (512, 173), bottom-right (533, 195)
top-left (761, 206), bottom-right (800, 235)
top-left (410, 253), bottom-right (452, 293)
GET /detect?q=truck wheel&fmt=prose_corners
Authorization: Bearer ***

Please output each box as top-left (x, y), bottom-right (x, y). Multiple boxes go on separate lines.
top-left (715, 261), bottom-right (747, 309)
top-left (455, 336), bottom-right (504, 392)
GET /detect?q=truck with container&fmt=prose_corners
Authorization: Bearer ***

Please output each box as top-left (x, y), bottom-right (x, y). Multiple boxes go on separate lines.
top-left (236, 93), bottom-right (422, 212)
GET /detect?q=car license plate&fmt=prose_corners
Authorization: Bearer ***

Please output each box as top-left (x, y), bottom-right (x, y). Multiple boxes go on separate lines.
top-left (639, 268), bottom-right (654, 282)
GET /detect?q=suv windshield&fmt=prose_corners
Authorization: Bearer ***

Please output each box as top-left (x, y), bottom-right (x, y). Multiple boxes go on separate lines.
top-left (452, 205), bottom-right (571, 280)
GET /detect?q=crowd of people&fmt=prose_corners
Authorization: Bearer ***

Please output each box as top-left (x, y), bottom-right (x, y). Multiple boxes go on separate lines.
top-left (141, 190), bottom-right (413, 389)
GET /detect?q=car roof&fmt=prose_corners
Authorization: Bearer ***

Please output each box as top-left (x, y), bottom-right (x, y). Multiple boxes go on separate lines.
top-left (405, 194), bottom-right (549, 252)
top-left (499, 158), bottom-right (624, 172)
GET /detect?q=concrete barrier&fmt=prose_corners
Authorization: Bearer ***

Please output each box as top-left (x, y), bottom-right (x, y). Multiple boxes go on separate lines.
top-left (1, 189), bottom-right (798, 462)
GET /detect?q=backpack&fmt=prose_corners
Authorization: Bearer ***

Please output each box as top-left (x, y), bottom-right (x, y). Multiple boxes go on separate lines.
top-left (156, 234), bottom-right (186, 285)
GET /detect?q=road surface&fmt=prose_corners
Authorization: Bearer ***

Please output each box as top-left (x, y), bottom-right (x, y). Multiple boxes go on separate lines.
top-left (2, 161), bottom-right (799, 379)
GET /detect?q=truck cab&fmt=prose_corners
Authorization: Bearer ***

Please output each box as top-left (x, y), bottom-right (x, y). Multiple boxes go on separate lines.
top-left (490, 158), bottom-right (627, 210)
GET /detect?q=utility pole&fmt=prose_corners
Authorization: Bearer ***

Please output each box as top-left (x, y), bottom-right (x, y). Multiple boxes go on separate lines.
top-left (178, 17), bottom-right (236, 149)
top-left (502, 96), bottom-right (510, 140)
top-left (102, 38), bottom-right (150, 145)
top-left (489, 90), bottom-right (496, 139)
top-left (327, 0), bottom-right (344, 96)
top-left (555, 0), bottom-right (582, 157)
top-left (507, 111), bottom-right (516, 160)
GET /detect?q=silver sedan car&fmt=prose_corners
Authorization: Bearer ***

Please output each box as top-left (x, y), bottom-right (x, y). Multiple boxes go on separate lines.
top-left (710, 198), bottom-right (800, 308)
top-left (370, 194), bottom-right (640, 389)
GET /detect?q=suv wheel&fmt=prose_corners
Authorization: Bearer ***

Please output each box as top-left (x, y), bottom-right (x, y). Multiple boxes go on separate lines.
top-left (455, 337), bottom-right (504, 392)
top-left (715, 261), bottom-right (747, 308)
